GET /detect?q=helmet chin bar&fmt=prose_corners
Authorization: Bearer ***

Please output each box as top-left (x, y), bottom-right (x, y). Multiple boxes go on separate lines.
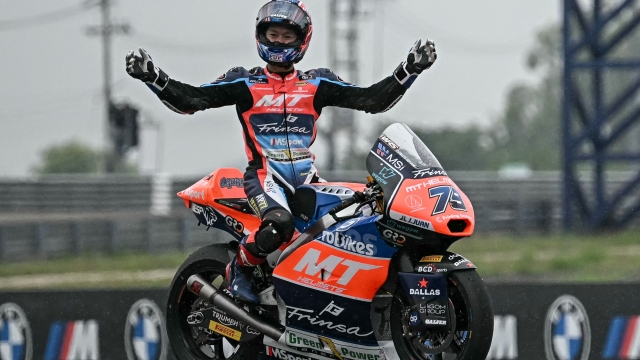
top-left (266, 61), bottom-right (295, 68)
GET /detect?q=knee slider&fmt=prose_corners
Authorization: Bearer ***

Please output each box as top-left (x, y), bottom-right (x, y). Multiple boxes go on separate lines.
top-left (255, 210), bottom-right (295, 253)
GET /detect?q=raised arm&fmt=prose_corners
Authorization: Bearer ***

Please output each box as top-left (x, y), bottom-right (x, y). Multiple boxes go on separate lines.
top-left (125, 49), bottom-right (251, 114)
top-left (312, 39), bottom-right (437, 114)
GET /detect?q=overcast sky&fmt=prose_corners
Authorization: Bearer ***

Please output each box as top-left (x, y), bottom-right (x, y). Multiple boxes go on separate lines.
top-left (0, 0), bottom-right (560, 177)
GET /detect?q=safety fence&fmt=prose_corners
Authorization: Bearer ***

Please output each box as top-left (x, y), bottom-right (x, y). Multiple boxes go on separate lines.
top-left (0, 282), bottom-right (637, 360)
top-left (0, 171), bottom-right (638, 261)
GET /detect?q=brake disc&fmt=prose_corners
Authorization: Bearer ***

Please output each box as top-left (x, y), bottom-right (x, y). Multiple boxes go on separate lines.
top-left (404, 299), bottom-right (457, 354)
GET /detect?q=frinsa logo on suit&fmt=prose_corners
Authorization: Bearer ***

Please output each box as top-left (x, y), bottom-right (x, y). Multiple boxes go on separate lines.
top-left (124, 299), bottom-right (167, 360)
top-left (0, 303), bottom-right (33, 360)
top-left (43, 320), bottom-right (99, 360)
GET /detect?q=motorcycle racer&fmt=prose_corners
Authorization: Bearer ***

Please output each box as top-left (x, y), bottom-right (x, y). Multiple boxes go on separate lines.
top-left (126, 0), bottom-right (437, 303)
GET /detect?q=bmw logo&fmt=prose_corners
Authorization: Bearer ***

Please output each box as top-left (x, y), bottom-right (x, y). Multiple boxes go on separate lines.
top-left (124, 299), bottom-right (167, 360)
top-left (544, 295), bottom-right (591, 360)
top-left (0, 303), bottom-right (33, 360)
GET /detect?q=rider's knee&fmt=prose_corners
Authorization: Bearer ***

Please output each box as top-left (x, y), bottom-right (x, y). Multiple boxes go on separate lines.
top-left (255, 209), bottom-right (295, 254)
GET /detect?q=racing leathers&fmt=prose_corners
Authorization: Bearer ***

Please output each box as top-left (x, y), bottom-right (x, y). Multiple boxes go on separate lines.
top-left (149, 64), bottom-right (415, 216)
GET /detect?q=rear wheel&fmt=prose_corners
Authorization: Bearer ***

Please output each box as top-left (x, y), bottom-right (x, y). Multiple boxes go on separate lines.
top-left (166, 244), bottom-right (261, 360)
top-left (390, 270), bottom-right (494, 360)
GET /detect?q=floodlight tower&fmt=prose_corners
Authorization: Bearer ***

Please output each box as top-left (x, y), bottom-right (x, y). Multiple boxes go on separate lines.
top-left (562, 0), bottom-right (640, 230)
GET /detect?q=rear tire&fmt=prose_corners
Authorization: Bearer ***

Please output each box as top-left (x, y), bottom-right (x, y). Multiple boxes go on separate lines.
top-left (390, 269), bottom-right (494, 360)
top-left (166, 244), bottom-right (262, 360)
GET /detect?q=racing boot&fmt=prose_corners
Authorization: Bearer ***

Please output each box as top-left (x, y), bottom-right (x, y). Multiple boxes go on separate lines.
top-left (225, 240), bottom-right (263, 304)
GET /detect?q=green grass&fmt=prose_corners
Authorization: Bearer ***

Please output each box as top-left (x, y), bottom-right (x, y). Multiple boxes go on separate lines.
top-left (449, 229), bottom-right (640, 282)
top-left (0, 252), bottom-right (187, 277)
top-left (0, 230), bottom-right (639, 289)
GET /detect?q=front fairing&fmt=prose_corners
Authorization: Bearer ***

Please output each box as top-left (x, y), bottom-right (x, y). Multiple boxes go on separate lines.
top-left (367, 123), bottom-right (475, 238)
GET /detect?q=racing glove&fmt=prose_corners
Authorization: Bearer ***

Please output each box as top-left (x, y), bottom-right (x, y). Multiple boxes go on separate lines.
top-left (393, 39), bottom-right (437, 88)
top-left (125, 48), bottom-right (170, 92)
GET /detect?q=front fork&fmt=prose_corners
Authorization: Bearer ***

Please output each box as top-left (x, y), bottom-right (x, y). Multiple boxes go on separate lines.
top-left (391, 249), bottom-right (476, 344)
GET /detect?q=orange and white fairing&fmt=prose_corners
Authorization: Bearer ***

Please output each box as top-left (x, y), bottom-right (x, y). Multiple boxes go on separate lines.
top-left (389, 176), bottom-right (475, 237)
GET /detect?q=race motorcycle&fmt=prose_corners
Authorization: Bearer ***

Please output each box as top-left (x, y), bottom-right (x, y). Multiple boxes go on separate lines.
top-left (166, 123), bottom-right (494, 360)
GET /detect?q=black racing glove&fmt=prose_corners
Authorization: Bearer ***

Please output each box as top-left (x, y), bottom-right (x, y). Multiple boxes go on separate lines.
top-left (125, 48), bottom-right (170, 92)
top-left (393, 39), bottom-right (437, 88)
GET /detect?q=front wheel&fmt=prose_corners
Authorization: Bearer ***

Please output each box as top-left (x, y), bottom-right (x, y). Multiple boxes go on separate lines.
top-left (390, 270), bottom-right (494, 360)
top-left (166, 244), bottom-right (262, 360)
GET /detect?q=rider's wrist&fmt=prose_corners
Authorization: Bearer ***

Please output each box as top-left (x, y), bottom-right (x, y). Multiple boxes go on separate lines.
top-left (148, 68), bottom-right (170, 92)
top-left (393, 61), bottom-right (418, 89)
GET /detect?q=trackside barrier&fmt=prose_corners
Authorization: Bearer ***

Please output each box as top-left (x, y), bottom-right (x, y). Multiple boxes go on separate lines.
top-left (0, 283), bottom-right (639, 360)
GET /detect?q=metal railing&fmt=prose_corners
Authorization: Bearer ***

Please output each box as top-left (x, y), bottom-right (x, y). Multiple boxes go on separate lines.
top-left (0, 171), bottom-right (637, 262)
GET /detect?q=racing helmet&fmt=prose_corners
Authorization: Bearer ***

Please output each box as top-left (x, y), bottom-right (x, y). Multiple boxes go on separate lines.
top-left (255, 0), bottom-right (313, 65)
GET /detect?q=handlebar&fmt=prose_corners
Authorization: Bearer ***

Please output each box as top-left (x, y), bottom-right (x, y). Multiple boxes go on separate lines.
top-left (329, 191), bottom-right (366, 222)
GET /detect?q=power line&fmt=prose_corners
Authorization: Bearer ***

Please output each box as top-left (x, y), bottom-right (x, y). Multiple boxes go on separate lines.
top-left (0, 3), bottom-right (96, 32)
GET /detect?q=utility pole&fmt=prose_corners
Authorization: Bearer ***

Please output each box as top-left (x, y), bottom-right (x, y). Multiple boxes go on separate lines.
top-left (86, 0), bottom-right (130, 173)
top-left (325, 0), bottom-right (361, 171)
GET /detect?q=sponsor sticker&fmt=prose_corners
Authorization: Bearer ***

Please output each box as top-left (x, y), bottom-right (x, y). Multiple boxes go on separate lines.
top-left (208, 321), bottom-right (241, 341)
top-left (320, 231), bottom-right (376, 256)
top-left (286, 305), bottom-right (373, 337)
top-left (225, 216), bottom-right (244, 233)
top-left (285, 330), bottom-right (383, 360)
top-left (409, 278), bottom-right (441, 296)
top-left (424, 319), bottom-right (447, 325)
top-left (183, 189), bottom-right (205, 200)
top-left (385, 154), bottom-right (406, 171)
top-left (255, 94), bottom-right (312, 107)
top-left (390, 210), bottom-right (434, 230)
top-left (220, 177), bottom-right (243, 189)
top-left (255, 194), bottom-right (268, 210)
top-left (381, 228), bottom-right (406, 244)
top-left (249, 78), bottom-right (268, 84)
top-left (420, 255), bottom-right (443, 263)
top-left (294, 248), bottom-right (381, 286)
top-left (379, 135), bottom-right (399, 150)
top-left (270, 137), bottom-right (304, 146)
top-left (376, 143), bottom-right (389, 157)
top-left (269, 53), bottom-right (285, 62)
top-left (412, 167), bottom-right (448, 179)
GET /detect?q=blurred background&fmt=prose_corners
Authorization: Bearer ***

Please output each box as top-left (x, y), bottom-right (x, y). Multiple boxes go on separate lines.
top-left (0, 0), bottom-right (639, 286)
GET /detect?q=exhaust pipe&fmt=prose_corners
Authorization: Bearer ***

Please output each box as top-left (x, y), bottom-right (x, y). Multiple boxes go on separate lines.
top-left (187, 274), bottom-right (285, 342)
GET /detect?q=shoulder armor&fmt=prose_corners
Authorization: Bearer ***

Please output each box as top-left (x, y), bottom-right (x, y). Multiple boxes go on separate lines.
top-left (306, 68), bottom-right (348, 83)
top-left (207, 66), bottom-right (250, 85)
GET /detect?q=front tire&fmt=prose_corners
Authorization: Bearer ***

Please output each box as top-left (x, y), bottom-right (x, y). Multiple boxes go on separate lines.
top-left (390, 269), bottom-right (494, 360)
top-left (166, 244), bottom-right (261, 360)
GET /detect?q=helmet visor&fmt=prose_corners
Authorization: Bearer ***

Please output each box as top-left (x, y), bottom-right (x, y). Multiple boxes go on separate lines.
top-left (256, 2), bottom-right (311, 33)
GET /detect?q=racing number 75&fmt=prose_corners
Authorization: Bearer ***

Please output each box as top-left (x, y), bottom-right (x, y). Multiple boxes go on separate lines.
top-left (428, 186), bottom-right (467, 215)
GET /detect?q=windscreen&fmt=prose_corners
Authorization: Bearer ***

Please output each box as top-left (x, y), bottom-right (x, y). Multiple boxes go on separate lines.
top-left (366, 123), bottom-right (447, 207)
top-left (375, 123), bottom-right (442, 171)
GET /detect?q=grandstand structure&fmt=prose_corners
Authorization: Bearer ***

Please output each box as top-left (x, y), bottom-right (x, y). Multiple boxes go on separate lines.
top-left (563, 0), bottom-right (640, 230)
